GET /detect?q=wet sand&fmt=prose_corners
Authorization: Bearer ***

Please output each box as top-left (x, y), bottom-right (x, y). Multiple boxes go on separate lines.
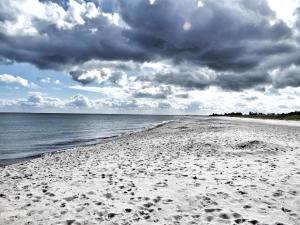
top-left (0, 118), bottom-right (299, 225)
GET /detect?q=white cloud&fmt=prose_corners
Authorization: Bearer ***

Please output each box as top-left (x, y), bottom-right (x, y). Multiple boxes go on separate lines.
top-left (0, 0), bottom-right (105, 36)
top-left (0, 74), bottom-right (29, 87)
top-left (39, 77), bottom-right (61, 85)
top-left (54, 80), bottom-right (61, 85)
top-left (69, 85), bottom-right (130, 99)
top-left (267, 0), bottom-right (299, 25)
top-left (0, 88), bottom-right (299, 114)
top-left (39, 77), bottom-right (51, 84)
top-left (67, 94), bottom-right (94, 108)
top-left (19, 92), bottom-right (64, 108)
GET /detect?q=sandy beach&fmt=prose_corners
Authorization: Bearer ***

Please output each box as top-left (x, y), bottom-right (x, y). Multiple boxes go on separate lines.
top-left (0, 118), bottom-right (299, 225)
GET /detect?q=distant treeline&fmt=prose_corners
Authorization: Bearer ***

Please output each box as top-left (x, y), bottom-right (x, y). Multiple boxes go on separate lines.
top-left (210, 111), bottom-right (300, 116)
top-left (209, 111), bottom-right (300, 121)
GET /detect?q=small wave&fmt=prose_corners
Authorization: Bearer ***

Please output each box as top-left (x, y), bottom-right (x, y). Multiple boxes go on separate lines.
top-left (36, 135), bottom-right (120, 148)
top-left (146, 120), bottom-right (174, 131)
top-left (0, 153), bottom-right (43, 167)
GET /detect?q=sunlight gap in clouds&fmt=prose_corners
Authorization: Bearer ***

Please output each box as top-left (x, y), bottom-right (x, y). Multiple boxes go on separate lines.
top-left (267, 0), bottom-right (299, 25)
top-left (197, 0), bottom-right (204, 8)
top-left (149, 0), bottom-right (156, 5)
top-left (183, 21), bottom-right (192, 31)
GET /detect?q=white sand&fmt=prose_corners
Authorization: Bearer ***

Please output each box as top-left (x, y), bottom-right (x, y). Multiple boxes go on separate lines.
top-left (216, 116), bottom-right (300, 127)
top-left (0, 118), bottom-right (299, 225)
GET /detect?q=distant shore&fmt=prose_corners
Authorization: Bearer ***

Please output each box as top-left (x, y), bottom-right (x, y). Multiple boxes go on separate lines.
top-left (210, 111), bottom-right (300, 121)
top-left (0, 118), bottom-right (299, 225)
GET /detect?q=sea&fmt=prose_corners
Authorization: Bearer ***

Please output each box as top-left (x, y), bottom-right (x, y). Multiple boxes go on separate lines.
top-left (0, 113), bottom-right (185, 164)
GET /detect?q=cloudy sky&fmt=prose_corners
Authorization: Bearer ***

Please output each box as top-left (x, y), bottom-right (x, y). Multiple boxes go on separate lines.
top-left (0, 0), bottom-right (299, 114)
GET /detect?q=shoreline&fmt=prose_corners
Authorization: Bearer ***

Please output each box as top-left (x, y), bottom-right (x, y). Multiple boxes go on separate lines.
top-left (0, 120), bottom-right (175, 167)
top-left (0, 118), bottom-right (299, 225)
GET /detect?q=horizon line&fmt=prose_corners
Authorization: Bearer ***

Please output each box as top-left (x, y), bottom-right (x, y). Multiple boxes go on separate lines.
top-left (0, 111), bottom-right (208, 117)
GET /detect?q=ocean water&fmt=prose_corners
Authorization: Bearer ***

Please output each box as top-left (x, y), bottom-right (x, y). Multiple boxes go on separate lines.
top-left (0, 113), bottom-right (183, 162)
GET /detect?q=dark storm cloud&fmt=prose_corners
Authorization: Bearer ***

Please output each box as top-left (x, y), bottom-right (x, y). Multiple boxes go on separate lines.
top-left (214, 72), bottom-right (271, 91)
top-left (119, 0), bottom-right (292, 72)
top-left (137, 68), bottom-right (214, 90)
top-left (0, 56), bottom-right (13, 65)
top-left (133, 92), bottom-right (167, 99)
top-left (0, 0), bottom-right (299, 91)
top-left (159, 72), bottom-right (210, 89)
top-left (69, 69), bottom-right (125, 85)
top-left (1, 26), bottom-right (148, 70)
top-left (249, 42), bottom-right (295, 56)
top-left (137, 68), bottom-right (271, 91)
top-left (69, 70), bottom-right (92, 85)
top-left (273, 67), bottom-right (300, 88)
top-left (243, 96), bottom-right (258, 102)
top-left (295, 6), bottom-right (300, 29)
top-left (0, 8), bottom-right (149, 70)
top-left (175, 93), bottom-right (189, 99)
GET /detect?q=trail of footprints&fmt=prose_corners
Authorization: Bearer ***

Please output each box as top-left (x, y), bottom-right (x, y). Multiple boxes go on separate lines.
top-left (31, 168), bottom-right (296, 225)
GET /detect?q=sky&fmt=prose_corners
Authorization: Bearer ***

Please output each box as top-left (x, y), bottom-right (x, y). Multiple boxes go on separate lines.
top-left (0, 0), bottom-right (299, 115)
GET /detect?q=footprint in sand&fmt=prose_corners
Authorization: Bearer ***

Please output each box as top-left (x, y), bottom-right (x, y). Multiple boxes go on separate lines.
top-left (204, 208), bottom-right (222, 213)
top-left (219, 213), bottom-right (231, 220)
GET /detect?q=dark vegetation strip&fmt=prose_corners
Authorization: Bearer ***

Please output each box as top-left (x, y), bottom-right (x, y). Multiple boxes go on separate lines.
top-left (209, 111), bottom-right (300, 121)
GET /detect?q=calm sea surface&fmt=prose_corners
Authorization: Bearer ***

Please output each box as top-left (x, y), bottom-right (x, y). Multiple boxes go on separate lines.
top-left (0, 113), bottom-right (185, 162)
